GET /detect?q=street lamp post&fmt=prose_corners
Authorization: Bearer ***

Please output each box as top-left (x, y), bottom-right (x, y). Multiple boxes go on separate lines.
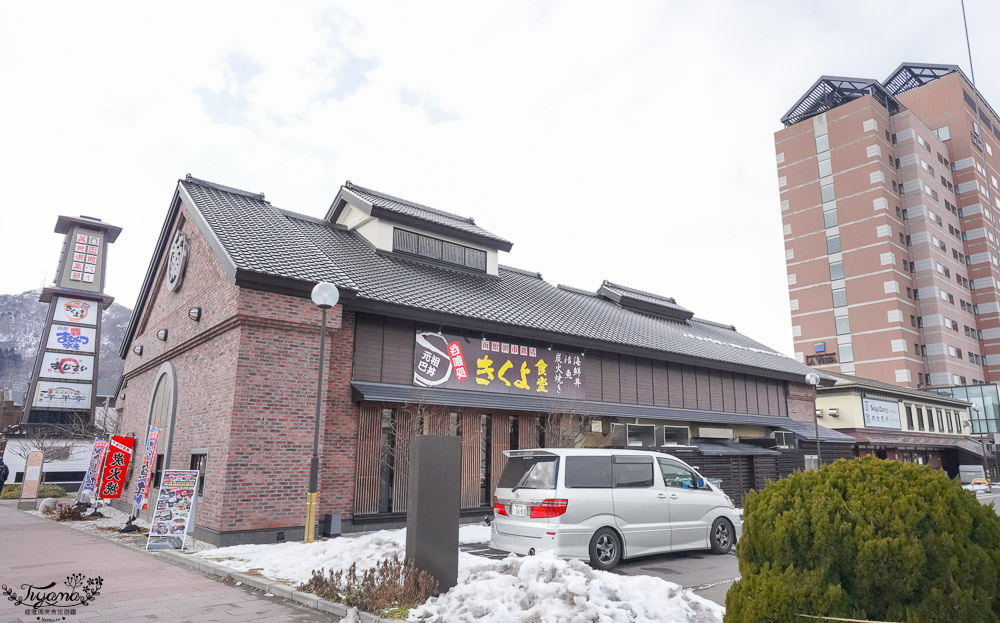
top-left (805, 371), bottom-right (822, 467)
top-left (305, 282), bottom-right (339, 543)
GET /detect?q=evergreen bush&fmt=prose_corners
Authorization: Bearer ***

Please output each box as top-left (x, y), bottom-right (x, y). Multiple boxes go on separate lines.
top-left (725, 457), bottom-right (1000, 623)
top-left (0, 483), bottom-right (67, 499)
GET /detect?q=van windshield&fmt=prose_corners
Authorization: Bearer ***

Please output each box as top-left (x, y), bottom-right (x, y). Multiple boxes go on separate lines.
top-left (498, 456), bottom-right (558, 490)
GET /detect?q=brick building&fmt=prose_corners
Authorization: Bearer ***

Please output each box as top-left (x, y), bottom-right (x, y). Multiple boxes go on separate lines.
top-left (777, 63), bottom-right (1000, 391)
top-left (114, 175), bottom-right (852, 546)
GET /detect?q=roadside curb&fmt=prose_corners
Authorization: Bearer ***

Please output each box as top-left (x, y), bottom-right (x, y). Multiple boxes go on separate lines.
top-left (158, 550), bottom-right (398, 623)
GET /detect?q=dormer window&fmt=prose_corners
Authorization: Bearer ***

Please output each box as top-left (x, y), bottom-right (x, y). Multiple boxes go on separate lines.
top-left (393, 228), bottom-right (487, 271)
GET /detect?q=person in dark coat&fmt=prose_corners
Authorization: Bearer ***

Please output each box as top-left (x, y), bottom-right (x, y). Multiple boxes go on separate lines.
top-left (0, 457), bottom-right (9, 495)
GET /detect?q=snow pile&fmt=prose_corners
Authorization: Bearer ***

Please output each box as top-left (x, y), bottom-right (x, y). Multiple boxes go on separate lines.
top-left (411, 556), bottom-right (723, 623)
top-left (196, 524), bottom-right (494, 585)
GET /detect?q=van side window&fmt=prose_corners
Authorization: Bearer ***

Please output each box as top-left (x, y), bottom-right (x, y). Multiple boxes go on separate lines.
top-left (564, 456), bottom-right (612, 488)
top-left (613, 457), bottom-right (653, 488)
top-left (658, 458), bottom-right (699, 489)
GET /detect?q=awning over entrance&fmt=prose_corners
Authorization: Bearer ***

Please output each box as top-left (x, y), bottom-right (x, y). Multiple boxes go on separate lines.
top-left (844, 429), bottom-right (986, 457)
top-left (351, 381), bottom-right (856, 444)
top-left (694, 441), bottom-right (781, 456)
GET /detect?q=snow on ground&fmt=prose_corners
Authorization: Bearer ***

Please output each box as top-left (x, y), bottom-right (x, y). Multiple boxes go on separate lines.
top-left (411, 556), bottom-right (724, 623)
top-left (196, 523), bottom-right (494, 585)
top-left (197, 523), bottom-right (724, 623)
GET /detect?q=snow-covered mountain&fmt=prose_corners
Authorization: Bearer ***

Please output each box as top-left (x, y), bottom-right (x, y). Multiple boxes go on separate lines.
top-left (0, 290), bottom-right (130, 402)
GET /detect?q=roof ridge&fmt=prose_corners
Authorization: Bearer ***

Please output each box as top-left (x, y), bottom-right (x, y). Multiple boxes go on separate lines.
top-left (499, 265), bottom-right (543, 279)
top-left (602, 280), bottom-right (677, 304)
top-left (184, 174), bottom-right (268, 202)
top-left (557, 284), bottom-right (599, 297)
top-left (346, 181), bottom-right (476, 225)
top-left (690, 317), bottom-right (737, 331)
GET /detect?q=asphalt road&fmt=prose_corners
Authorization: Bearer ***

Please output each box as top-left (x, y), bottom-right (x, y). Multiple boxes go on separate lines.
top-left (468, 493), bottom-right (1000, 608)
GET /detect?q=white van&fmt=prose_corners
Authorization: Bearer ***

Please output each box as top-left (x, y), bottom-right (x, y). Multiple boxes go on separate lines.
top-left (489, 448), bottom-right (742, 570)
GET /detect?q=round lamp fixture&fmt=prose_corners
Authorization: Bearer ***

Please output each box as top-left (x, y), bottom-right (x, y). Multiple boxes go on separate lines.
top-left (805, 372), bottom-right (821, 387)
top-left (311, 282), bottom-right (340, 309)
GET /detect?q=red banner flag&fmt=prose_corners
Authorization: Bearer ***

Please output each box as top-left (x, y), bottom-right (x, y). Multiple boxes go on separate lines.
top-left (98, 435), bottom-right (134, 499)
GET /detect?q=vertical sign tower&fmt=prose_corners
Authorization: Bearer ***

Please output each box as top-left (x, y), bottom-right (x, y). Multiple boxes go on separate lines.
top-left (21, 216), bottom-right (121, 429)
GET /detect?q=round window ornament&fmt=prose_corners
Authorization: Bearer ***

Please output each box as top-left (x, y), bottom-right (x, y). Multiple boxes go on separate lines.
top-left (166, 231), bottom-right (189, 292)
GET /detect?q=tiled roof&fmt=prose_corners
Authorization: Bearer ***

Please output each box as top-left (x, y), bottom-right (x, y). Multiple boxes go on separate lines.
top-left (182, 177), bottom-right (813, 379)
top-left (343, 182), bottom-right (512, 248)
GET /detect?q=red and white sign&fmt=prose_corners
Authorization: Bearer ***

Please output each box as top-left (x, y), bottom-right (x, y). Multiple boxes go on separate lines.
top-left (447, 341), bottom-right (469, 382)
top-left (98, 435), bottom-right (134, 499)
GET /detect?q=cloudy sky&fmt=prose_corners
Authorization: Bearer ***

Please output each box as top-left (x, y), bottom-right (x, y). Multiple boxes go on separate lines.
top-left (2, 1), bottom-right (998, 355)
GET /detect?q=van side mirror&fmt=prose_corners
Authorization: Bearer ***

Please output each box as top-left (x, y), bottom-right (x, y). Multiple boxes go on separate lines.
top-left (696, 478), bottom-right (705, 489)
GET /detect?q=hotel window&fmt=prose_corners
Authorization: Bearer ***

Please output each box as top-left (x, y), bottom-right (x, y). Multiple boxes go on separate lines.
top-left (835, 315), bottom-right (851, 335)
top-left (829, 261), bottom-right (844, 281)
top-left (816, 134), bottom-right (830, 153)
top-left (928, 409), bottom-right (935, 432)
top-left (818, 151), bottom-right (833, 177)
top-left (946, 410), bottom-right (954, 433)
top-left (821, 183), bottom-right (836, 203)
top-left (839, 343), bottom-right (854, 363)
top-left (937, 409), bottom-right (944, 431)
top-left (824, 207), bottom-right (838, 228)
top-left (832, 288), bottom-right (847, 308)
top-left (827, 234), bottom-right (841, 254)
top-left (916, 407), bottom-right (925, 431)
top-left (905, 405), bottom-right (914, 430)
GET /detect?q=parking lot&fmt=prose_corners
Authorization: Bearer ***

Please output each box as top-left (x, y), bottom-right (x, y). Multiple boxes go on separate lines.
top-left (465, 491), bottom-right (1000, 608)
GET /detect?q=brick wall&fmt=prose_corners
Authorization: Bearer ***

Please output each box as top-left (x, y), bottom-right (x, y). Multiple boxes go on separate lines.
top-left (116, 200), bottom-right (360, 539)
top-left (787, 381), bottom-right (817, 423)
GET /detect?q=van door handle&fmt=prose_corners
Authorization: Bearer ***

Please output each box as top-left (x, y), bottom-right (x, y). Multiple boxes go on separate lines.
top-left (657, 493), bottom-right (667, 499)
top-left (669, 493), bottom-right (679, 500)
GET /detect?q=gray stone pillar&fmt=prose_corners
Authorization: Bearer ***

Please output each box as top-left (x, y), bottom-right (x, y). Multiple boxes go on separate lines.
top-left (405, 435), bottom-right (460, 594)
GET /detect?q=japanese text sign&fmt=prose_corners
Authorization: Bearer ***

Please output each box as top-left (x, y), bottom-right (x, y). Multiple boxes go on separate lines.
top-left (413, 331), bottom-right (585, 399)
top-left (862, 397), bottom-right (902, 430)
top-left (132, 428), bottom-right (161, 511)
top-left (97, 435), bottom-right (134, 499)
top-left (80, 439), bottom-right (108, 498)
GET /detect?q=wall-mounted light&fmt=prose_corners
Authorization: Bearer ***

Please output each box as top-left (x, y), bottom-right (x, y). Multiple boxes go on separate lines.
top-left (156, 329), bottom-right (168, 341)
top-left (132, 345), bottom-right (143, 356)
top-left (188, 307), bottom-right (202, 322)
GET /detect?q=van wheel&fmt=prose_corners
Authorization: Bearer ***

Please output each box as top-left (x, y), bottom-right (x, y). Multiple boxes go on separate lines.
top-left (710, 517), bottom-right (734, 554)
top-left (589, 527), bottom-right (622, 571)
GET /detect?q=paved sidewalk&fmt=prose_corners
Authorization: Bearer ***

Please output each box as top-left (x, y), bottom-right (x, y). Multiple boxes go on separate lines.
top-left (0, 500), bottom-right (341, 623)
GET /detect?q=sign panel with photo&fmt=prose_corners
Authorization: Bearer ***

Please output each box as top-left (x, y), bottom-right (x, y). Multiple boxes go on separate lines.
top-left (39, 351), bottom-right (95, 381)
top-left (54, 296), bottom-right (99, 326)
top-left (46, 324), bottom-right (97, 353)
top-left (146, 470), bottom-right (199, 552)
top-left (413, 330), bottom-right (585, 399)
top-left (862, 397), bottom-right (902, 430)
top-left (97, 435), bottom-right (134, 499)
top-left (32, 380), bottom-right (93, 409)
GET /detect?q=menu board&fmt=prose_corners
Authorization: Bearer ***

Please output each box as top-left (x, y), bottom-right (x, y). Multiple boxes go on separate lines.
top-left (146, 470), bottom-right (199, 551)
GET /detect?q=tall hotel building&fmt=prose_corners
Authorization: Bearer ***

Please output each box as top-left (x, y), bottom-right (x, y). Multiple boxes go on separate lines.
top-left (777, 63), bottom-right (1000, 389)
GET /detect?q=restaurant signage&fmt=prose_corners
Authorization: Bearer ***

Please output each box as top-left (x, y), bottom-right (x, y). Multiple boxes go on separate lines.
top-left (146, 470), bottom-right (199, 551)
top-left (97, 435), bottom-right (134, 499)
top-left (79, 439), bottom-right (109, 498)
top-left (862, 397), bottom-right (902, 430)
top-left (132, 428), bottom-right (161, 511)
top-left (413, 330), bottom-right (585, 398)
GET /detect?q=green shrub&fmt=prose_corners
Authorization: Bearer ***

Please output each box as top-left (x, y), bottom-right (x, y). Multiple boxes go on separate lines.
top-left (0, 483), bottom-right (68, 499)
top-left (725, 457), bottom-right (1000, 622)
top-left (300, 556), bottom-right (438, 617)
